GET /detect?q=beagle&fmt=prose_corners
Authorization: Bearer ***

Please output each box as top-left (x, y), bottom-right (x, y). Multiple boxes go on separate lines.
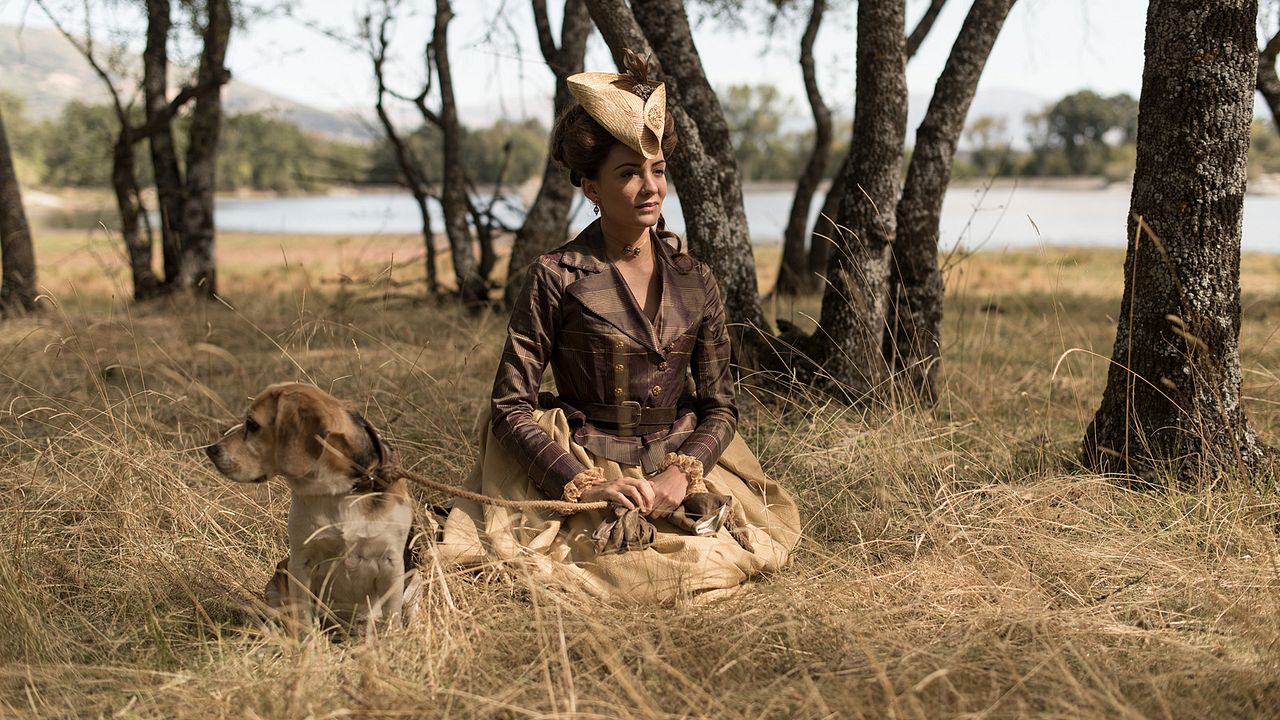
top-left (206, 382), bottom-right (420, 633)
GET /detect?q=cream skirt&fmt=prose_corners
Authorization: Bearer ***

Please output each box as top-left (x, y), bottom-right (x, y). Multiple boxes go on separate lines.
top-left (433, 408), bottom-right (802, 602)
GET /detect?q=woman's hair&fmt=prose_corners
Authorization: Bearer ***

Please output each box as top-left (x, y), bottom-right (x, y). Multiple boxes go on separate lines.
top-left (550, 50), bottom-right (686, 259)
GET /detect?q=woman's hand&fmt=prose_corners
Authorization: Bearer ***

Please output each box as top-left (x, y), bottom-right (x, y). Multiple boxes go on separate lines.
top-left (646, 466), bottom-right (689, 518)
top-left (580, 475), bottom-right (655, 513)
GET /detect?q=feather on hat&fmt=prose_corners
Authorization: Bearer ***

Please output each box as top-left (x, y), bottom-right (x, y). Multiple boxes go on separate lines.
top-left (567, 70), bottom-right (667, 159)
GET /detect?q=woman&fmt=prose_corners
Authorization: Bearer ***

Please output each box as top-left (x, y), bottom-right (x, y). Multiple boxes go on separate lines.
top-left (436, 52), bottom-right (800, 601)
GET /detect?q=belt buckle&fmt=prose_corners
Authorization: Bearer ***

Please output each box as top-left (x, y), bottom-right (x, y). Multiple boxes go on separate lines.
top-left (618, 400), bottom-right (642, 432)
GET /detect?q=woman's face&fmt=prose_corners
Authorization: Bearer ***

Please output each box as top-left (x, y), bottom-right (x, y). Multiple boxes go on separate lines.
top-left (582, 142), bottom-right (667, 228)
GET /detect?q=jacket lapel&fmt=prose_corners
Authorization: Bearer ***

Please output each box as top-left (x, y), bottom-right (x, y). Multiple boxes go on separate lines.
top-left (561, 221), bottom-right (662, 354)
top-left (654, 234), bottom-right (707, 352)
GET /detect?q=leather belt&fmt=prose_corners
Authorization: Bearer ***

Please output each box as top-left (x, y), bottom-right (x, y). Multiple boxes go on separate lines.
top-left (575, 400), bottom-right (677, 437)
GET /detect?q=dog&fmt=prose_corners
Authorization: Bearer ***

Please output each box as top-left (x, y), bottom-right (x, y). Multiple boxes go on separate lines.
top-left (205, 382), bottom-right (420, 633)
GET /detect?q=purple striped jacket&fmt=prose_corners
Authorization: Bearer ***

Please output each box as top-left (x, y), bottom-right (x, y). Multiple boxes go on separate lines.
top-left (490, 219), bottom-right (737, 501)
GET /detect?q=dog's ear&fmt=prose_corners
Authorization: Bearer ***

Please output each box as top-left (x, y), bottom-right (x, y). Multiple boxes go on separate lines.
top-left (350, 410), bottom-right (394, 472)
top-left (273, 392), bottom-right (328, 478)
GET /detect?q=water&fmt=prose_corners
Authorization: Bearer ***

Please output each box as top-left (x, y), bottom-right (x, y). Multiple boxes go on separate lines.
top-left (214, 184), bottom-right (1280, 253)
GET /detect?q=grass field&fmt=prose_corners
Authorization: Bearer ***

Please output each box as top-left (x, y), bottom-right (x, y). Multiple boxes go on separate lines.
top-left (1, 226), bottom-right (1278, 718)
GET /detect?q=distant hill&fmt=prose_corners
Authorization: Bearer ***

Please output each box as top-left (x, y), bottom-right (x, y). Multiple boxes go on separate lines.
top-left (0, 25), bottom-right (376, 142)
top-left (908, 86), bottom-right (1049, 151)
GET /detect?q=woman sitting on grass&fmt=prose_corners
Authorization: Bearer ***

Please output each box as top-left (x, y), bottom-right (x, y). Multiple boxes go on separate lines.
top-left (436, 51), bottom-right (800, 600)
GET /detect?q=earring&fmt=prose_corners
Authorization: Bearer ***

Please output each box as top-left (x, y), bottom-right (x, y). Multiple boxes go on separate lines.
top-left (592, 201), bottom-right (600, 215)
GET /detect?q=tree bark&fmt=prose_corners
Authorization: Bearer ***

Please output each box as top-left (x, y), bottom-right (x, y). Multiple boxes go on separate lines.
top-left (802, 0), bottom-right (907, 398)
top-left (433, 0), bottom-right (489, 310)
top-left (0, 107), bottom-right (37, 314)
top-left (1082, 0), bottom-right (1267, 481)
top-left (587, 0), bottom-right (768, 339)
top-left (177, 0), bottom-right (231, 297)
top-left (144, 0), bottom-right (185, 287)
top-left (886, 0), bottom-right (1016, 403)
top-left (503, 0), bottom-right (591, 309)
top-left (807, 160), bottom-right (845, 293)
top-left (474, 199), bottom-right (499, 282)
top-left (112, 130), bottom-right (163, 299)
top-left (776, 0), bottom-right (831, 297)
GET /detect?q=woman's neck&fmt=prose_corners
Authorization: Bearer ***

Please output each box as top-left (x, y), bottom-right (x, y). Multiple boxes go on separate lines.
top-left (599, 217), bottom-right (650, 263)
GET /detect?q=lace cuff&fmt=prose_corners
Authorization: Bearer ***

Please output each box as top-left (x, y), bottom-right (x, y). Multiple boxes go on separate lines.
top-left (561, 466), bottom-right (606, 508)
top-left (662, 452), bottom-right (708, 494)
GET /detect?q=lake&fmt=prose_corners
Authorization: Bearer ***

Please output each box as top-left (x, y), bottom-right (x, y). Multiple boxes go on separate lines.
top-left (214, 184), bottom-right (1280, 253)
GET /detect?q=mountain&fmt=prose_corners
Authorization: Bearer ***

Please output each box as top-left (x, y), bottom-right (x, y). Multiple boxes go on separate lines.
top-left (0, 25), bottom-right (375, 142)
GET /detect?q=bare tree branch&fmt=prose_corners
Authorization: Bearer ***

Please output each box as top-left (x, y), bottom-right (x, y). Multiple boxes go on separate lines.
top-left (906, 0), bottom-right (948, 59)
top-left (531, 0), bottom-right (561, 66)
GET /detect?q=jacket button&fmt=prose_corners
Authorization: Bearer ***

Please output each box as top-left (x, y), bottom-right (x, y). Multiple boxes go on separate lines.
top-left (614, 388), bottom-right (625, 398)
top-left (658, 361), bottom-right (669, 371)
top-left (650, 385), bottom-right (661, 396)
top-left (615, 340), bottom-right (625, 350)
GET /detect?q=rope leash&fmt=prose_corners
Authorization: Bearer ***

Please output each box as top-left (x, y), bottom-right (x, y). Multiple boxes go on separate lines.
top-left (375, 465), bottom-right (610, 514)
top-left (312, 434), bottom-right (611, 514)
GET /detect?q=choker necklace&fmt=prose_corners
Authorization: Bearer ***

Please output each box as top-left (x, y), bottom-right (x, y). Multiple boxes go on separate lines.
top-left (622, 233), bottom-right (650, 258)
top-left (602, 225), bottom-right (651, 259)
top-left (623, 241), bottom-right (645, 258)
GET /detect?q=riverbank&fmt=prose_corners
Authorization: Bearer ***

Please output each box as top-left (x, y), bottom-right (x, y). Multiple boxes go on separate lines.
top-left (24, 224), bottom-right (1280, 313)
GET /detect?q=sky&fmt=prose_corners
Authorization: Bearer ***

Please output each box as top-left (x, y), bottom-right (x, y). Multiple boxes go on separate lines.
top-left (0, 0), bottom-right (1150, 125)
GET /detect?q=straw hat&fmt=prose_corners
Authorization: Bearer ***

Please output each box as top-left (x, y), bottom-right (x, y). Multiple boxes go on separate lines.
top-left (566, 71), bottom-right (667, 159)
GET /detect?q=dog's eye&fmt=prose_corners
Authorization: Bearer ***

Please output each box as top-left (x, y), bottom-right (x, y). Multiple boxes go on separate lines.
top-left (245, 417), bottom-right (260, 434)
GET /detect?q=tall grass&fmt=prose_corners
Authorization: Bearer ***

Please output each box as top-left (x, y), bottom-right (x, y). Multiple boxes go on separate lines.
top-left (1, 240), bottom-right (1277, 718)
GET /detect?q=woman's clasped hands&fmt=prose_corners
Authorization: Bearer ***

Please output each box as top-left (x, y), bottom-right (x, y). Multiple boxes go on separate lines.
top-left (580, 466), bottom-right (688, 518)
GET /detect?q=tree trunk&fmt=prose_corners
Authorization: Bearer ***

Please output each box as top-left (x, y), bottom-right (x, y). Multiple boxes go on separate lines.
top-left (177, 0), bottom-right (231, 297)
top-left (802, 0), bottom-right (907, 398)
top-left (1082, 0), bottom-right (1267, 481)
top-left (144, 0), bottom-right (185, 287)
top-left (433, 0), bottom-right (489, 310)
top-left (503, 0), bottom-right (590, 309)
top-left (806, 160), bottom-right (845, 293)
top-left (475, 207), bottom-right (498, 282)
top-left (1257, 30), bottom-right (1280, 126)
top-left (886, 0), bottom-right (1016, 404)
top-left (0, 107), bottom-right (37, 314)
top-left (588, 0), bottom-right (768, 339)
top-left (804, 0), bottom-right (946, 294)
top-left (776, 0), bottom-right (831, 297)
top-left (112, 130), bottom-right (163, 299)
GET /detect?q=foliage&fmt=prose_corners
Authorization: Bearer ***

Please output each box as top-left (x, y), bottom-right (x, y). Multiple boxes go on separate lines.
top-left (0, 92), bottom-right (45, 185)
top-left (39, 101), bottom-right (128, 188)
top-left (463, 118), bottom-right (549, 187)
top-left (1019, 91), bottom-right (1139, 177)
top-left (959, 114), bottom-right (1016, 178)
top-left (367, 118), bottom-right (549, 188)
top-left (214, 112), bottom-right (372, 193)
top-left (723, 83), bottom-right (819, 182)
top-left (1248, 118), bottom-right (1280, 176)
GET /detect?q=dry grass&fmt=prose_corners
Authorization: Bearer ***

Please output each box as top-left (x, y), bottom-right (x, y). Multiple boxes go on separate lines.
top-left (1, 230), bottom-right (1279, 718)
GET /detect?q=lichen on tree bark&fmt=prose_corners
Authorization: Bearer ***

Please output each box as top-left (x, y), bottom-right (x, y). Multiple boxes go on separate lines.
top-left (1083, 0), bottom-right (1269, 482)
